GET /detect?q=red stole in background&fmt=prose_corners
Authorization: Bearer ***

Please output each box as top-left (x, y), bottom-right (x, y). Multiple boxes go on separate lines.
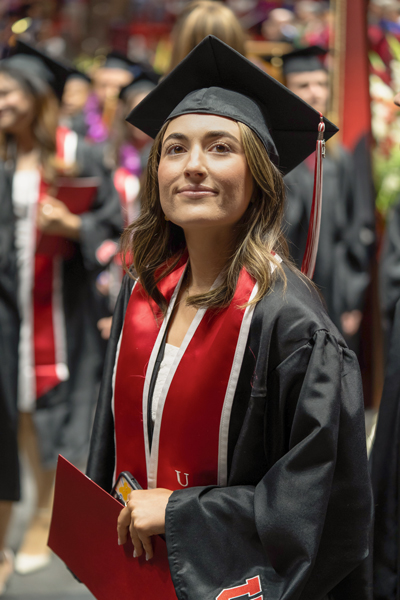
top-left (113, 262), bottom-right (257, 492)
top-left (32, 127), bottom-right (74, 399)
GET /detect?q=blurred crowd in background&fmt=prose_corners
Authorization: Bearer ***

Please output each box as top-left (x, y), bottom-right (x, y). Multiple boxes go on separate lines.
top-left (3, 0), bottom-right (400, 592)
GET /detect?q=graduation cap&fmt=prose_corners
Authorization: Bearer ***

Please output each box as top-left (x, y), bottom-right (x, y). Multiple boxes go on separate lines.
top-left (281, 45), bottom-right (328, 77)
top-left (1, 40), bottom-right (71, 100)
top-left (102, 51), bottom-right (135, 72)
top-left (67, 68), bottom-right (91, 84)
top-left (119, 68), bottom-right (159, 101)
top-left (126, 35), bottom-right (337, 176)
top-left (126, 36), bottom-right (337, 279)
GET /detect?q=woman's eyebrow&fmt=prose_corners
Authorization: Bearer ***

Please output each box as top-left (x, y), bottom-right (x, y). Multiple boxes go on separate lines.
top-left (162, 130), bottom-right (240, 146)
top-left (204, 131), bottom-right (240, 143)
top-left (162, 132), bottom-right (188, 146)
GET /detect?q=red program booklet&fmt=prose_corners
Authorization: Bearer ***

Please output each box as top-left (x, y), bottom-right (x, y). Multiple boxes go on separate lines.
top-left (36, 177), bottom-right (100, 256)
top-left (48, 456), bottom-right (176, 600)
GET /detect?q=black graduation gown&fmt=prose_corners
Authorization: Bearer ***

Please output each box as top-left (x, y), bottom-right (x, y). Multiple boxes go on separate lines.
top-left (380, 197), bottom-right (400, 337)
top-left (370, 298), bottom-right (400, 600)
top-left (9, 138), bottom-right (123, 469)
top-left (87, 264), bottom-right (372, 600)
top-left (284, 146), bottom-right (371, 332)
top-left (0, 161), bottom-right (20, 501)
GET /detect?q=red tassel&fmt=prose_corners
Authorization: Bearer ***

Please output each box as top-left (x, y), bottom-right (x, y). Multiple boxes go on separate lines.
top-left (301, 114), bottom-right (326, 279)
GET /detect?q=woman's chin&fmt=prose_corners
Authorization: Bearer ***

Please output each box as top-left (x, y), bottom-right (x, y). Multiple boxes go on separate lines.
top-left (170, 215), bottom-right (228, 230)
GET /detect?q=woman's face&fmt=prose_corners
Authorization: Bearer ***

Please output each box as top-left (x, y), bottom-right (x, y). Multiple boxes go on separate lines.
top-left (158, 114), bottom-right (253, 232)
top-left (0, 72), bottom-right (36, 134)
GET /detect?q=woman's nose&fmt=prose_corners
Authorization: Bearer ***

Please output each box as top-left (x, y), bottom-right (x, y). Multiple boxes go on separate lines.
top-left (184, 147), bottom-right (206, 177)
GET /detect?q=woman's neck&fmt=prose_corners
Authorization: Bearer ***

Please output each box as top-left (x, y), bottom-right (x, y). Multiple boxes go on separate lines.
top-left (13, 129), bottom-right (39, 171)
top-left (14, 128), bottom-right (36, 155)
top-left (184, 227), bottom-right (235, 294)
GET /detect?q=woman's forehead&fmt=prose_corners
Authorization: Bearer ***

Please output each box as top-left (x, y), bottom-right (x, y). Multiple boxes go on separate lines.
top-left (0, 71), bottom-right (22, 90)
top-left (163, 113), bottom-right (241, 140)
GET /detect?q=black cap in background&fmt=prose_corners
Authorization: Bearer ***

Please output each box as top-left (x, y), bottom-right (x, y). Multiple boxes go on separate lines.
top-left (126, 36), bottom-right (337, 175)
top-left (67, 69), bottom-right (91, 85)
top-left (281, 45), bottom-right (328, 77)
top-left (1, 40), bottom-right (71, 100)
top-left (119, 68), bottom-right (159, 101)
top-left (102, 51), bottom-right (136, 73)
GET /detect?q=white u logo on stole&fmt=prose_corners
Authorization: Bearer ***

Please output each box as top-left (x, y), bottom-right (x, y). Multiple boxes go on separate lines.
top-left (175, 470), bottom-right (189, 487)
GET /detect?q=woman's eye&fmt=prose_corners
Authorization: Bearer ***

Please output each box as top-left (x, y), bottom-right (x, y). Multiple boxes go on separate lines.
top-left (212, 143), bottom-right (230, 153)
top-left (167, 144), bottom-right (185, 155)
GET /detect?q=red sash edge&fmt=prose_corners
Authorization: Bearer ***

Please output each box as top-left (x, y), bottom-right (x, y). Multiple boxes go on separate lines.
top-left (112, 263), bottom-right (258, 492)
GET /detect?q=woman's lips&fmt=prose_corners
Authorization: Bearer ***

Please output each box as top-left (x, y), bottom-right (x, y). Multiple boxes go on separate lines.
top-left (176, 186), bottom-right (218, 198)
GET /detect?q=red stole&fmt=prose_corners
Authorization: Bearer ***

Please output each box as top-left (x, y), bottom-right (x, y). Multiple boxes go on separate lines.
top-left (32, 127), bottom-right (75, 399)
top-left (113, 262), bottom-right (257, 491)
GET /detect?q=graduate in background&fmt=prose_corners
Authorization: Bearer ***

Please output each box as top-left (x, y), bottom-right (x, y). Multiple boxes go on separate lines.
top-left (0, 41), bottom-right (122, 575)
top-left (282, 47), bottom-right (371, 342)
top-left (59, 71), bottom-right (91, 138)
top-left (372, 89), bottom-right (400, 600)
top-left (167, 0), bottom-right (246, 73)
top-left (0, 144), bottom-right (20, 595)
top-left (80, 53), bottom-right (136, 145)
top-left (87, 36), bottom-right (372, 600)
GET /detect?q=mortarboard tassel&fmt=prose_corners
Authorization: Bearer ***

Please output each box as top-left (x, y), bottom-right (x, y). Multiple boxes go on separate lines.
top-left (301, 115), bottom-right (326, 279)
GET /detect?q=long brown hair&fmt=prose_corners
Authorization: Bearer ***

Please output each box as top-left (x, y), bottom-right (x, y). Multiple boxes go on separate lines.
top-left (168, 1), bottom-right (246, 72)
top-left (0, 67), bottom-right (58, 181)
top-left (121, 119), bottom-right (294, 314)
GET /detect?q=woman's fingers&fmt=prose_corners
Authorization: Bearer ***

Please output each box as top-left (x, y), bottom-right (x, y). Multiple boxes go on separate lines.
top-left (129, 518), bottom-right (144, 558)
top-left (137, 531), bottom-right (154, 560)
top-left (117, 489), bottom-right (172, 559)
top-left (117, 505), bottom-right (131, 545)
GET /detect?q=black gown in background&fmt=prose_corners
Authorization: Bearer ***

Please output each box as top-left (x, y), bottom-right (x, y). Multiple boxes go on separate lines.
top-left (11, 138), bottom-right (123, 469)
top-left (371, 298), bottom-right (400, 600)
top-left (284, 146), bottom-right (371, 332)
top-left (0, 162), bottom-right (20, 501)
top-left (87, 265), bottom-right (372, 600)
top-left (380, 197), bottom-right (400, 339)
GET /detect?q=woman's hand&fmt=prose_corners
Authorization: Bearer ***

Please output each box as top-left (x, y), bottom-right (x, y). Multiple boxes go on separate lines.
top-left (37, 196), bottom-right (81, 240)
top-left (117, 488), bottom-right (173, 560)
top-left (97, 317), bottom-right (112, 340)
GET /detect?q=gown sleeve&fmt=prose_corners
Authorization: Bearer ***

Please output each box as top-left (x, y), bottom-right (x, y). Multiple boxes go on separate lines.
top-left (165, 330), bottom-right (372, 600)
top-left (86, 274), bottom-right (134, 491)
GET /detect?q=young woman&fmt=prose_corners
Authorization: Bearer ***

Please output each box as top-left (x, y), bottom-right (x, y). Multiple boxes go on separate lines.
top-left (0, 41), bottom-right (122, 576)
top-left (87, 37), bottom-right (372, 600)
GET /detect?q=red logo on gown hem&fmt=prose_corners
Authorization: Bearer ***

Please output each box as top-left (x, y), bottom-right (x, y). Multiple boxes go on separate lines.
top-left (216, 575), bottom-right (263, 600)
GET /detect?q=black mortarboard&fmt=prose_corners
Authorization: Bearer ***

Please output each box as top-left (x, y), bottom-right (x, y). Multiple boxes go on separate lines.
top-left (1, 40), bottom-right (71, 100)
top-left (281, 46), bottom-right (328, 77)
top-left (126, 36), bottom-right (337, 175)
top-left (67, 69), bottom-right (91, 84)
top-left (119, 69), bottom-right (159, 101)
top-left (103, 51), bottom-right (136, 73)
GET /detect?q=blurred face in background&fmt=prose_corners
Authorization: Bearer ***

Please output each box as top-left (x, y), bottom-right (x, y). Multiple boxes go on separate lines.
top-left (92, 67), bottom-right (133, 107)
top-left (0, 71), bottom-right (35, 134)
top-left (126, 90), bottom-right (153, 147)
top-left (382, 2), bottom-right (400, 22)
top-left (61, 77), bottom-right (90, 116)
top-left (262, 9), bottom-right (296, 41)
top-left (285, 69), bottom-right (329, 115)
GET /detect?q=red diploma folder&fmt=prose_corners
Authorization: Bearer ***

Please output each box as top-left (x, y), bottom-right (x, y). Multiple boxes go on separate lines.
top-left (36, 177), bottom-right (100, 256)
top-left (48, 456), bottom-right (176, 600)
